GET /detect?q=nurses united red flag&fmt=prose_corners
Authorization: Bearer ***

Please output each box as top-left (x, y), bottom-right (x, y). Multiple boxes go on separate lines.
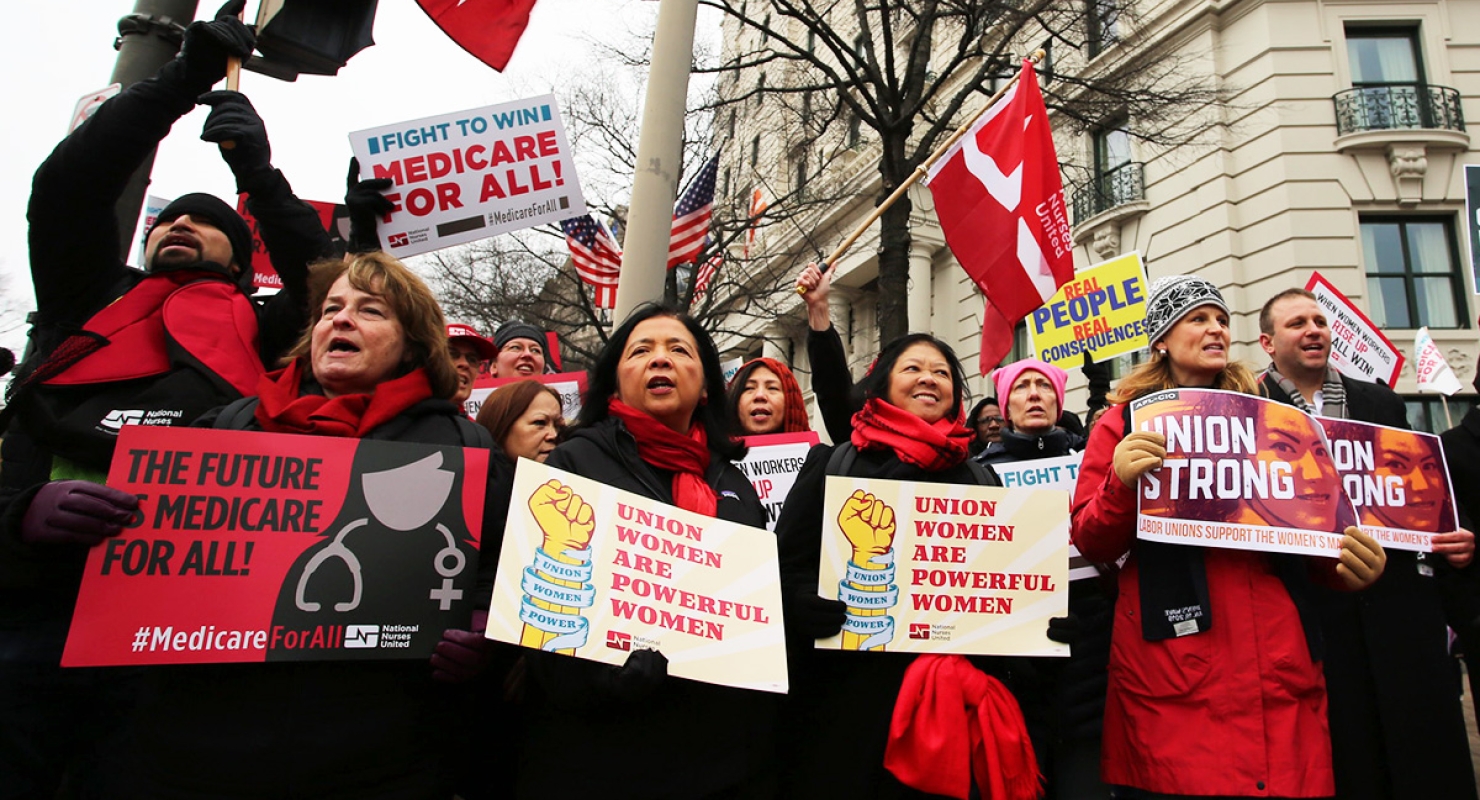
top-left (925, 60), bottom-right (1073, 374)
top-left (415, 0), bottom-right (538, 72)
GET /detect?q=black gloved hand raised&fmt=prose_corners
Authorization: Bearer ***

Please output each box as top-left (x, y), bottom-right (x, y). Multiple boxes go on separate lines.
top-left (199, 90), bottom-right (272, 191)
top-left (344, 158), bottom-right (395, 254)
top-left (1046, 614), bottom-right (1080, 645)
top-left (789, 588), bottom-right (847, 640)
top-left (603, 648), bottom-right (667, 702)
top-left (177, 0), bottom-right (255, 94)
top-left (21, 481), bottom-right (139, 547)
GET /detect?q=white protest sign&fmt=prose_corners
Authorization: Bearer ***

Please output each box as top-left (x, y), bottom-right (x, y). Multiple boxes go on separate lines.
top-left (68, 84), bottom-right (120, 133)
top-left (816, 475), bottom-right (1069, 657)
top-left (735, 432), bottom-right (819, 531)
top-left (487, 461), bottom-right (788, 693)
top-left (464, 372), bottom-right (586, 421)
top-left (989, 453), bottom-right (1098, 581)
top-left (1415, 327), bottom-right (1463, 396)
top-left (349, 95), bottom-right (585, 257)
top-left (1305, 272), bottom-right (1404, 386)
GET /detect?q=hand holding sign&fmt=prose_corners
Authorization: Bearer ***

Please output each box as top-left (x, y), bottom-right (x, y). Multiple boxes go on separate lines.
top-left (840, 490), bottom-right (896, 563)
top-left (1337, 526), bottom-right (1386, 590)
top-left (1113, 431), bottom-right (1165, 487)
top-left (22, 481), bottom-right (139, 547)
top-left (1432, 528), bottom-right (1476, 568)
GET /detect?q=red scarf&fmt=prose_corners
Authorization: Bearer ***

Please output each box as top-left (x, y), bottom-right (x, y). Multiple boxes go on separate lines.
top-left (254, 359), bottom-right (434, 438)
top-left (885, 654), bottom-right (1042, 800)
top-left (851, 398), bottom-right (972, 471)
top-left (608, 399), bottom-right (717, 516)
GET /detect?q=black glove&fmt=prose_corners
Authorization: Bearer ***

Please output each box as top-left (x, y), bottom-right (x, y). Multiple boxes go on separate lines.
top-left (344, 158), bottom-right (394, 254)
top-left (601, 648), bottom-right (667, 702)
top-left (1046, 614), bottom-right (1080, 645)
top-left (177, 0), bottom-right (256, 94)
top-left (20, 481), bottom-right (139, 547)
top-left (789, 588), bottom-right (846, 640)
top-left (199, 90), bottom-right (272, 191)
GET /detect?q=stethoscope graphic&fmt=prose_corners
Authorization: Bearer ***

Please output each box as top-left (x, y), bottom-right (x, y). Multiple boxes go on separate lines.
top-left (296, 452), bottom-right (467, 613)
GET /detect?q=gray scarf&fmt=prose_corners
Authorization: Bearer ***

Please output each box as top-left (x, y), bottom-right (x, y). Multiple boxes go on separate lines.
top-left (1267, 362), bottom-right (1347, 419)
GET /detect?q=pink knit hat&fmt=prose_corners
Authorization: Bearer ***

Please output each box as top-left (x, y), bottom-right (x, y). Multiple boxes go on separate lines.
top-left (992, 359), bottom-right (1068, 423)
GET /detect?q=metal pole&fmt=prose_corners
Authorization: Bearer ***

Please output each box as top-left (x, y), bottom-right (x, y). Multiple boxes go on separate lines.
top-left (613, 0), bottom-right (698, 322)
top-left (109, 0), bottom-right (200, 260)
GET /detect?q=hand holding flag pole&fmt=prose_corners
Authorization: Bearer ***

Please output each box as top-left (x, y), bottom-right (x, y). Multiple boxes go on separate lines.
top-left (797, 49), bottom-right (1047, 294)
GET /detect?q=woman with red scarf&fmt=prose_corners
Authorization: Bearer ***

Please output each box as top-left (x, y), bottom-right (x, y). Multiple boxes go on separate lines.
top-left (726, 357), bottom-right (812, 436)
top-left (106, 252), bottom-right (508, 799)
top-left (775, 333), bottom-right (1039, 800)
top-left (515, 304), bottom-right (774, 800)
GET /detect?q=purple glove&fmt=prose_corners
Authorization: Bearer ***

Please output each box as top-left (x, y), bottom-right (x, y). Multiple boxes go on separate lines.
top-left (431, 610), bottom-right (493, 683)
top-left (20, 481), bottom-right (138, 547)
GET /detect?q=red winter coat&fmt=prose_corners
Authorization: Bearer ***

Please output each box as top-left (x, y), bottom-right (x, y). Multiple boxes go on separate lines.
top-left (1071, 405), bottom-right (1337, 798)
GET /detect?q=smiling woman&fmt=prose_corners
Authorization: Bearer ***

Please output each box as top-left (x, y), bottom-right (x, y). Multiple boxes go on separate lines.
top-left (516, 304), bottom-right (774, 799)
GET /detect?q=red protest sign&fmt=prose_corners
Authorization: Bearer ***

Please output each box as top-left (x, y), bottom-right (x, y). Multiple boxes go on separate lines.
top-left (63, 427), bottom-right (488, 667)
top-left (236, 195), bottom-right (348, 291)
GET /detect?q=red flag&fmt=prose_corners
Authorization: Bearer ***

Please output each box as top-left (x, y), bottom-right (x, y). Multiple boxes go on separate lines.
top-left (925, 60), bottom-right (1073, 374)
top-left (415, 0), bottom-right (538, 72)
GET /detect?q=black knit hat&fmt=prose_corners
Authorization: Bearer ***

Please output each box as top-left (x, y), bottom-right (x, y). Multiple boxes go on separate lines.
top-left (148, 193), bottom-right (255, 288)
top-left (494, 320), bottom-right (546, 351)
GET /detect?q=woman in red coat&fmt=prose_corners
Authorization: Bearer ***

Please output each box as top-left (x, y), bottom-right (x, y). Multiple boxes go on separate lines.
top-left (1071, 276), bottom-right (1387, 799)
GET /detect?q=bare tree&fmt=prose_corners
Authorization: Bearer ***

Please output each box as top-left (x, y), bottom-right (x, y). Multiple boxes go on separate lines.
top-left (700, 0), bottom-right (1224, 344)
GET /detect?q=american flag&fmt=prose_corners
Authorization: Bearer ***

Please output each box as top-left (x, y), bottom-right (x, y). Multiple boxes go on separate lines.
top-left (668, 155), bottom-right (719, 268)
top-left (560, 214), bottom-right (622, 309)
top-left (744, 186), bottom-right (767, 258)
top-left (692, 251), bottom-right (722, 301)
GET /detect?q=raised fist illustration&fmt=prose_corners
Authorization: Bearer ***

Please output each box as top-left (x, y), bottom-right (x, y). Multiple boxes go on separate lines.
top-left (529, 480), bottom-right (595, 556)
top-left (838, 489), bottom-right (896, 565)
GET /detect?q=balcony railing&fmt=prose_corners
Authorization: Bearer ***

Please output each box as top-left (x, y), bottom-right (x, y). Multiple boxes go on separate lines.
top-left (1333, 84), bottom-right (1465, 136)
top-left (1073, 162), bottom-right (1144, 225)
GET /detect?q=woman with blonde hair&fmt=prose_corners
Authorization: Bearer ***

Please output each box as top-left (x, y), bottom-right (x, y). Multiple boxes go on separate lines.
top-left (1071, 275), bottom-right (1386, 799)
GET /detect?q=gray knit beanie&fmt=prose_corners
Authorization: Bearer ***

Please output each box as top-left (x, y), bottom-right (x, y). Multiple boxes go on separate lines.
top-left (1143, 275), bottom-right (1230, 346)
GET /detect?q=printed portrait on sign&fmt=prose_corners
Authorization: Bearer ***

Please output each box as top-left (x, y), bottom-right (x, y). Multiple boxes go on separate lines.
top-left (1370, 425), bottom-right (1454, 533)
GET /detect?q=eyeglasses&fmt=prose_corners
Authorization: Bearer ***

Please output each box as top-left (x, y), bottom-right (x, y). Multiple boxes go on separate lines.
top-left (448, 348), bottom-right (486, 367)
top-left (977, 415), bottom-right (1005, 426)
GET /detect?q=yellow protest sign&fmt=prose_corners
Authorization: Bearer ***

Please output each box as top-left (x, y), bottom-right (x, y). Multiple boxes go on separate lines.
top-left (1027, 252), bottom-right (1149, 368)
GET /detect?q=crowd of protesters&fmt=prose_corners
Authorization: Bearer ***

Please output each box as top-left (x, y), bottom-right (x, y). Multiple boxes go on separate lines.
top-left (4, 4), bottom-right (1480, 800)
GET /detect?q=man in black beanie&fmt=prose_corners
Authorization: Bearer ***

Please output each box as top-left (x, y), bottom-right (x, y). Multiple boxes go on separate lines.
top-left (0, 2), bottom-right (330, 796)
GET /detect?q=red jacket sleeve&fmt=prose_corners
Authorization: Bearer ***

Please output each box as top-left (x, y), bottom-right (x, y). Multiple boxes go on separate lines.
top-left (1071, 404), bottom-right (1140, 563)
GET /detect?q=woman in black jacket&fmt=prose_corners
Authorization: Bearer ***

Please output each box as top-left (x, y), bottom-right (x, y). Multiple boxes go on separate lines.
top-left (777, 333), bottom-right (1039, 800)
top-left (104, 252), bottom-right (507, 800)
top-left (516, 304), bottom-right (775, 800)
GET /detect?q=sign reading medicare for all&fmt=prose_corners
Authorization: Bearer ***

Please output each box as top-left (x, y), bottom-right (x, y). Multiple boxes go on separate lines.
top-left (349, 94), bottom-right (586, 258)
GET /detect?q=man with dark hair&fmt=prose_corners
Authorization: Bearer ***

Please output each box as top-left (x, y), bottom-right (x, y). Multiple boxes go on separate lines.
top-left (1260, 287), bottom-right (1477, 800)
top-left (0, 3), bottom-right (329, 795)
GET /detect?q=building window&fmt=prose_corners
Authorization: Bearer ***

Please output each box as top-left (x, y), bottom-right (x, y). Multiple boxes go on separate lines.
top-left (847, 112), bottom-right (862, 148)
top-left (1403, 396), bottom-right (1475, 434)
top-left (751, 134), bottom-right (760, 168)
top-left (1087, 0), bottom-right (1120, 58)
top-left (1360, 216), bottom-right (1468, 329)
top-left (793, 150), bottom-right (809, 196)
top-left (1073, 120), bottom-right (1144, 223)
top-left (1336, 25), bottom-right (1463, 133)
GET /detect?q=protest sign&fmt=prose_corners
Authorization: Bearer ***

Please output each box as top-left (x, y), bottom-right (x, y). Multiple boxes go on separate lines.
top-left (131, 194), bottom-right (170, 269)
top-left (1305, 272), bottom-right (1404, 386)
top-left (1317, 417), bottom-right (1458, 551)
top-left (815, 475), bottom-right (1069, 657)
top-left (990, 453), bottom-right (1097, 581)
top-left (1027, 252), bottom-right (1149, 368)
top-left (236, 195), bottom-right (346, 291)
top-left (1131, 389), bottom-right (1358, 557)
top-left (63, 427), bottom-right (489, 667)
top-left (486, 461), bottom-right (787, 693)
top-left (1415, 327), bottom-right (1463, 396)
top-left (736, 432), bottom-right (820, 531)
top-left (465, 371), bottom-right (586, 420)
top-left (349, 95), bottom-right (585, 257)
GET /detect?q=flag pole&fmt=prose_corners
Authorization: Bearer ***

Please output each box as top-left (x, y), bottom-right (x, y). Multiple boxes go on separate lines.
top-left (799, 48), bottom-right (1047, 294)
top-left (1442, 394), bottom-right (1453, 429)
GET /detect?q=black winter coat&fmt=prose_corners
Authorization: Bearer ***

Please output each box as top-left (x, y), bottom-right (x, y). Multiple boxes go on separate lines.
top-left (0, 62), bottom-right (329, 645)
top-left (103, 396), bottom-right (508, 800)
top-left (776, 444), bottom-right (1002, 799)
top-left (517, 417), bottom-right (778, 800)
top-left (1264, 373), bottom-right (1477, 800)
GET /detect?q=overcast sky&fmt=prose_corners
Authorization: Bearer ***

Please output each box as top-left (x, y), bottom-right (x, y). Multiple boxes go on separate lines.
top-left (0, 0), bottom-right (718, 352)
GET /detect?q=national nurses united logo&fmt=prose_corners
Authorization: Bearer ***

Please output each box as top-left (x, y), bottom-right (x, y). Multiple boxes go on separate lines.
top-left (519, 480), bottom-right (597, 654)
top-left (836, 490), bottom-right (900, 651)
